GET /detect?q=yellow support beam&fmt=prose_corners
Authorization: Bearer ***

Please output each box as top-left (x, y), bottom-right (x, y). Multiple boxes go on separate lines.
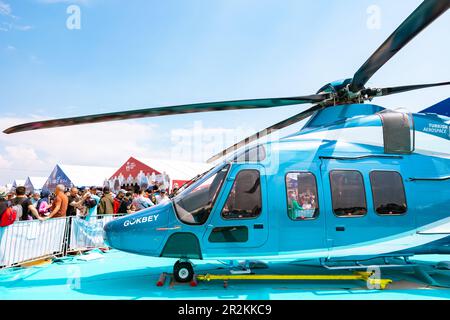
top-left (196, 271), bottom-right (392, 290)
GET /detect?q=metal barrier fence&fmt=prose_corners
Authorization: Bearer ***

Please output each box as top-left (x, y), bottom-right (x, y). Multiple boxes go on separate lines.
top-left (67, 215), bottom-right (122, 252)
top-left (0, 214), bottom-right (123, 269)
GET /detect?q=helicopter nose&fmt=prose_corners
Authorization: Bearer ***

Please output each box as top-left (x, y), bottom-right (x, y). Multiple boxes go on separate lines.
top-left (103, 203), bottom-right (171, 255)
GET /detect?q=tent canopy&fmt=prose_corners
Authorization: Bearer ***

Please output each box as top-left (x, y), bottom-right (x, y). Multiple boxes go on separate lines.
top-left (138, 157), bottom-right (212, 181)
top-left (12, 179), bottom-right (25, 188)
top-left (44, 164), bottom-right (116, 190)
top-left (25, 176), bottom-right (48, 192)
top-left (110, 157), bottom-right (212, 186)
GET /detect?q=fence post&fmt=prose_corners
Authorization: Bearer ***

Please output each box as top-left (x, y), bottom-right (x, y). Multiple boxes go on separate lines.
top-left (63, 216), bottom-right (70, 256)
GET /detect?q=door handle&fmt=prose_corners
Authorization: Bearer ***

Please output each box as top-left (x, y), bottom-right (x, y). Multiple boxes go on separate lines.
top-left (156, 226), bottom-right (181, 231)
top-left (254, 224), bottom-right (264, 229)
top-left (336, 226), bottom-right (345, 232)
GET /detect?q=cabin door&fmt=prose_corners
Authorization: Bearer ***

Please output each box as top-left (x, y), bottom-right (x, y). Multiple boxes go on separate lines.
top-left (201, 164), bottom-right (269, 255)
top-left (320, 157), bottom-right (414, 256)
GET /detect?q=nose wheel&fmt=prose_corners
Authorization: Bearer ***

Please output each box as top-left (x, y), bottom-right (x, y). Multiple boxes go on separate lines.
top-left (173, 260), bottom-right (194, 283)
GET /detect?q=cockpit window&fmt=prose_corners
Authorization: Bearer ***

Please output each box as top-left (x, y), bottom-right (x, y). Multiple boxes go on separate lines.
top-left (221, 170), bottom-right (262, 220)
top-left (174, 165), bottom-right (229, 225)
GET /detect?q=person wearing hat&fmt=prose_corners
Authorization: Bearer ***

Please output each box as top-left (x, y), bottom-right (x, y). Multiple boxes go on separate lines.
top-left (118, 191), bottom-right (133, 214)
top-left (113, 189), bottom-right (126, 214)
top-left (0, 187), bottom-right (9, 220)
top-left (156, 188), bottom-right (170, 205)
top-left (144, 187), bottom-right (153, 198)
top-left (0, 187), bottom-right (7, 200)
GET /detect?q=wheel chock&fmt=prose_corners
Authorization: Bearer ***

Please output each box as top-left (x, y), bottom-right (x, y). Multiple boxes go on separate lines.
top-left (190, 275), bottom-right (198, 287)
top-left (156, 272), bottom-right (167, 287)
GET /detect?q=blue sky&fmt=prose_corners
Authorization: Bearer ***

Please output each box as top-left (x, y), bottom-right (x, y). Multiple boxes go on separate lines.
top-left (0, 0), bottom-right (449, 185)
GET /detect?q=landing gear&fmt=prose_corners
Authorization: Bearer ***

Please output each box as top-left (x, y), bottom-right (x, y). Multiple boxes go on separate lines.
top-left (173, 260), bottom-right (194, 283)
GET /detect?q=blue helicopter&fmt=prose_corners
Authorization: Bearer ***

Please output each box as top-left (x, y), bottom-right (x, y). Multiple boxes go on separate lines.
top-left (4, 0), bottom-right (450, 283)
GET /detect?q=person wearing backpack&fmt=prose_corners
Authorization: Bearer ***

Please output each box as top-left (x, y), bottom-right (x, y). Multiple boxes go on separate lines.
top-left (13, 186), bottom-right (43, 221)
top-left (0, 187), bottom-right (15, 227)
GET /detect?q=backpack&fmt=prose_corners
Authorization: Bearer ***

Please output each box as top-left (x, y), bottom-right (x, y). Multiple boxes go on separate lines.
top-left (12, 204), bottom-right (22, 221)
top-left (12, 197), bottom-right (29, 220)
top-left (113, 198), bottom-right (122, 214)
top-left (0, 201), bottom-right (22, 227)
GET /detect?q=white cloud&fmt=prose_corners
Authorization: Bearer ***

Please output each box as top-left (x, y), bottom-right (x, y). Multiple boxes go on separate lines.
top-left (5, 145), bottom-right (39, 160)
top-left (14, 24), bottom-right (33, 31)
top-left (169, 120), bottom-right (258, 162)
top-left (0, 116), bottom-right (163, 184)
top-left (0, 1), bottom-right (12, 17)
top-left (1, 22), bottom-right (33, 32)
top-left (0, 154), bottom-right (11, 169)
top-left (0, 116), bottom-right (249, 185)
top-left (6, 45), bottom-right (15, 51)
top-left (0, 2), bottom-right (32, 31)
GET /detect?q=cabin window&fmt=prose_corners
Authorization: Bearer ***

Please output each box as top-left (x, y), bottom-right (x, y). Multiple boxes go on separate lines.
top-left (330, 170), bottom-right (367, 217)
top-left (222, 170), bottom-right (262, 219)
top-left (285, 172), bottom-right (319, 220)
top-left (370, 171), bottom-right (407, 215)
top-left (174, 165), bottom-right (229, 225)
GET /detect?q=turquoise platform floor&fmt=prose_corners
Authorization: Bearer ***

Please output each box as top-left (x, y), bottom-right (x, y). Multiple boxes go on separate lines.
top-left (1, 249), bottom-right (450, 300)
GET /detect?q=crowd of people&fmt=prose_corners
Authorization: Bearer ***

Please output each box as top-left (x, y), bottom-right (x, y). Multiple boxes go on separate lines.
top-left (0, 182), bottom-right (180, 225)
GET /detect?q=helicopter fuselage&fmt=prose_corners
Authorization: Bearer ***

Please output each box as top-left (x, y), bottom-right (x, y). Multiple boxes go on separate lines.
top-left (103, 104), bottom-right (450, 263)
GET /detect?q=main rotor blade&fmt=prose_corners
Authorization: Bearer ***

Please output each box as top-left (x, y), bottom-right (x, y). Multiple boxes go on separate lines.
top-left (365, 81), bottom-right (450, 97)
top-left (350, 0), bottom-right (450, 92)
top-left (207, 104), bottom-right (323, 163)
top-left (3, 94), bottom-right (329, 134)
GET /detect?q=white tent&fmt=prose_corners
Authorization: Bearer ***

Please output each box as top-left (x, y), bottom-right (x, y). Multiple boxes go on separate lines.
top-left (44, 164), bottom-right (116, 190)
top-left (137, 157), bottom-right (212, 182)
top-left (24, 176), bottom-right (48, 193)
top-left (109, 156), bottom-right (213, 191)
top-left (12, 179), bottom-right (26, 188)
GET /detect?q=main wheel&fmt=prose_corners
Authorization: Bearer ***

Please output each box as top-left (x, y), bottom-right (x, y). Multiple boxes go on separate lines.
top-left (173, 260), bottom-right (194, 283)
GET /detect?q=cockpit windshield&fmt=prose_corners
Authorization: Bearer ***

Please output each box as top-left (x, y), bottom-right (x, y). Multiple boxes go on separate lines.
top-left (174, 164), bottom-right (230, 225)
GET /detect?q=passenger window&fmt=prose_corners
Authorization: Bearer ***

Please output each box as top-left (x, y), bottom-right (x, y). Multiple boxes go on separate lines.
top-left (286, 172), bottom-right (319, 220)
top-left (370, 171), bottom-right (407, 215)
top-left (222, 170), bottom-right (262, 219)
top-left (330, 170), bottom-right (367, 217)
